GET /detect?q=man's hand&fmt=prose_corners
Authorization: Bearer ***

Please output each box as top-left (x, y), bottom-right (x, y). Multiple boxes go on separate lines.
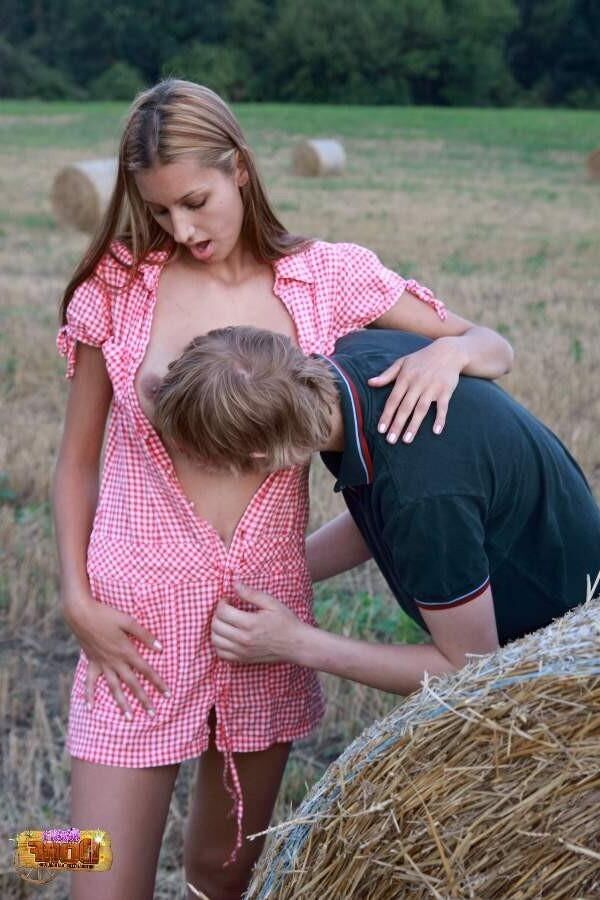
top-left (210, 583), bottom-right (304, 664)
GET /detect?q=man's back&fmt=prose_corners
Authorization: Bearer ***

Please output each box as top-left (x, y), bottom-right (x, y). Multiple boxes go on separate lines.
top-left (321, 329), bottom-right (600, 644)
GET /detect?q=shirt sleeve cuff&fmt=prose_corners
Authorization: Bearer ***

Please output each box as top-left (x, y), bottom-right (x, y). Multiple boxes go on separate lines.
top-left (56, 324), bottom-right (78, 379)
top-left (414, 575), bottom-right (490, 611)
top-left (404, 279), bottom-right (447, 322)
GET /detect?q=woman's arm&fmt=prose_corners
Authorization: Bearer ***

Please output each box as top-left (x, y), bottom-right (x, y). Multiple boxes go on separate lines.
top-left (306, 511), bottom-right (372, 582)
top-left (211, 585), bottom-right (500, 695)
top-left (53, 343), bottom-right (113, 603)
top-left (371, 289), bottom-right (514, 378)
top-left (53, 344), bottom-right (168, 714)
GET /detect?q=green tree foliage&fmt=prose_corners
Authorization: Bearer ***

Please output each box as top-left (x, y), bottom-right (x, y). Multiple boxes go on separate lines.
top-left (0, 35), bottom-right (84, 99)
top-left (162, 43), bottom-right (251, 101)
top-left (508, 0), bottom-right (600, 106)
top-left (433, 0), bottom-right (519, 106)
top-left (0, 0), bottom-right (598, 105)
top-left (89, 62), bottom-right (146, 101)
top-left (261, 0), bottom-right (446, 104)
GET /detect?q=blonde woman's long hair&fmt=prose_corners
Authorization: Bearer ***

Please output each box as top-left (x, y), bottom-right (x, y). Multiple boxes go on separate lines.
top-left (60, 79), bottom-right (312, 323)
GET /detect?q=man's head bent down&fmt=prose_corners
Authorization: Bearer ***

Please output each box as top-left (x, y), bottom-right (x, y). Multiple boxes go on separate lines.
top-left (154, 326), bottom-right (339, 474)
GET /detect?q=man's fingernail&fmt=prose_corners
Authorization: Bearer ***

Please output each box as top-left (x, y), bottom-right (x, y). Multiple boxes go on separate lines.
top-left (125, 711), bottom-right (133, 721)
top-left (147, 708), bottom-right (156, 718)
top-left (403, 431), bottom-right (413, 443)
top-left (153, 640), bottom-right (163, 651)
top-left (163, 690), bottom-right (171, 698)
top-left (86, 701), bottom-right (92, 712)
top-left (378, 423), bottom-right (387, 433)
top-left (434, 425), bottom-right (442, 435)
top-left (387, 432), bottom-right (397, 444)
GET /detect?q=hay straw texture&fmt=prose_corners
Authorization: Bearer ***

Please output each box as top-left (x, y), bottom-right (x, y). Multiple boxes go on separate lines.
top-left (586, 147), bottom-right (600, 180)
top-left (50, 158), bottom-right (117, 232)
top-left (248, 586), bottom-right (600, 899)
top-left (292, 139), bottom-right (346, 176)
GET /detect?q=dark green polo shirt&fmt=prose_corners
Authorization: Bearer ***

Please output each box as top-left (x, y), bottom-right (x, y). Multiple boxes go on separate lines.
top-left (317, 329), bottom-right (600, 646)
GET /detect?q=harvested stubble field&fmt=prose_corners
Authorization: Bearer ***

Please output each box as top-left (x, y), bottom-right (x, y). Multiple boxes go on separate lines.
top-left (0, 101), bottom-right (599, 899)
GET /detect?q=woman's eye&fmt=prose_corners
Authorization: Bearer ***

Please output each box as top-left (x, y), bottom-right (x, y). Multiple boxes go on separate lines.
top-left (186, 200), bottom-right (206, 210)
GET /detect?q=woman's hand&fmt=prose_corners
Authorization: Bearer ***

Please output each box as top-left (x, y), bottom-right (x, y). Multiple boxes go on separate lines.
top-left (211, 583), bottom-right (304, 664)
top-left (368, 336), bottom-right (467, 444)
top-left (61, 591), bottom-right (171, 719)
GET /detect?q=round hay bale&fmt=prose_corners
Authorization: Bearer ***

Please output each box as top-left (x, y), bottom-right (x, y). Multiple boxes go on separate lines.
top-left (585, 147), bottom-right (600, 180)
top-left (51, 158), bottom-right (118, 233)
top-left (248, 589), bottom-right (600, 899)
top-left (292, 139), bottom-right (346, 176)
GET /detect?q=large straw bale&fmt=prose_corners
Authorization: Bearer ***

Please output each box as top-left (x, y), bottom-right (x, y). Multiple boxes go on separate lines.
top-left (292, 139), bottom-right (346, 176)
top-left (51, 158), bottom-right (117, 233)
top-left (586, 147), bottom-right (600, 180)
top-left (248, 583), bottom-right (600, 899)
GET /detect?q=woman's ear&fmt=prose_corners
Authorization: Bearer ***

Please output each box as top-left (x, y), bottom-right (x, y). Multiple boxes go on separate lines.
top-left (235, 151), bottom-right (250, 188)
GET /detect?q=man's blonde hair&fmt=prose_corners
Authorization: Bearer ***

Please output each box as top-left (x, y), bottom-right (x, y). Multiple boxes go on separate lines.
top-left (154, 326), bottom-right (338, 473)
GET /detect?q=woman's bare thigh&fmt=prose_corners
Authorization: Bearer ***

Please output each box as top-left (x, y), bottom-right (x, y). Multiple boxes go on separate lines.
top-left (184, 708), bottom-right (291, 900)
top-left (69, 756), bottom-right (180, 900)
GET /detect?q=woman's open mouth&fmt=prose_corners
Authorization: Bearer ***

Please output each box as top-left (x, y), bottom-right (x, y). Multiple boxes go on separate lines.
top-left (189, 239), bottom-right (214, 262)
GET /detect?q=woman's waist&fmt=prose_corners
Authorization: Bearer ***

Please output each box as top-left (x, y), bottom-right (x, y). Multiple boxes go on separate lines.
top-left (95, 457), bottom-right (310, 542)
top-left (86, 530), bottom-right (312, 592)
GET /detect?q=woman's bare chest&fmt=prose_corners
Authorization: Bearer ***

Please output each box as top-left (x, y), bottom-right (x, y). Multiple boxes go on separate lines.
top-left (130, 261), bottom-right (301, 548)
top-left (134, 263), bottom-right (298, 419)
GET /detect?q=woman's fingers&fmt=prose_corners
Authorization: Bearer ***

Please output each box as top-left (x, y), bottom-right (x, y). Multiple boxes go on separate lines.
top-left (371, 344), bottom-right (462, 441)
top-left (85, 659), bottom-right (101, 711)
top-left (121, 611), bottom-right (163, 652)
top-left (383, 387), bottom-right (422, 443)
top-left (433, 394), bottom-right (450, 436)
top-left (368, 357), bottom-right (404, 388)
top-left (84, 645), bottom-right (171, 721)
top-left (102, 667), bottom-right (135, 720)
top-left (113, 663), bottom-right (157, 718)
top-left (378, 385), bottom-right (412, 435)
top-left (376, 378), bottom-right (456, 443)
top-left (125, 652), bottom-right (172, 702)
top-left (399, 394), bottom-right (436, 444)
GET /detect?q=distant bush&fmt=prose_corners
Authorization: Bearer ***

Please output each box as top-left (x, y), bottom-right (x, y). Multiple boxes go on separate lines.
top-left (161, 42), bottom-right (251, 101)
top-left (564, 86), bottom-right (600, 110)
top-left (88, 61), bottom-right (146, 100)
top-left (0, 37), bottom-right (85, 99)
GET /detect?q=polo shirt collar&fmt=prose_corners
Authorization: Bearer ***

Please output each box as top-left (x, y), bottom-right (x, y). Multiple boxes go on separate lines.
top-left (315, 355), bottom-right (374, 492)
top-left (273, 252), bottom-right (314, 284)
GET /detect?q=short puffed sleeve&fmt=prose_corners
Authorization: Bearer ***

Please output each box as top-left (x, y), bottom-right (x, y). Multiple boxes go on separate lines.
top-left (332, 243), bottom-right (446, 338)
top-left (56, 274), bottom-right (113, 379)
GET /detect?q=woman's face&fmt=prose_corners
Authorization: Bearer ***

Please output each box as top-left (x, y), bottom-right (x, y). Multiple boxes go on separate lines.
top-left (134, 155), bottom-right (249, 265)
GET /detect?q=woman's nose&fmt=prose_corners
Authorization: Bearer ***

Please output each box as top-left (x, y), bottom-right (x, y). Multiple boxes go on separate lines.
top-left (170, 210), bottom-right (195, 244)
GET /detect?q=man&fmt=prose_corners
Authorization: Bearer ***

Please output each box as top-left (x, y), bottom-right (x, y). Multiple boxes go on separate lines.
top-left (154, 326), bottom-right (600, 694)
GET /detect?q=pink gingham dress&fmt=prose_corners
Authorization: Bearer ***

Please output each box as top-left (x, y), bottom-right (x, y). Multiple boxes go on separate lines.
top-left (56, 238), bottom-right (445, 859)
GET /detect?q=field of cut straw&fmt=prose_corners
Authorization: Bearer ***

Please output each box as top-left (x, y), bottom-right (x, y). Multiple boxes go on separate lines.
top-left (0, 101), bottom-right (599, 898)
top-left (248, 596), bottom-right (600, 899)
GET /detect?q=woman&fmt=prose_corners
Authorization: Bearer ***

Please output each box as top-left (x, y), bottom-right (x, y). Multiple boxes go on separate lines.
top-left (53, 78), bottom-right (513, 900)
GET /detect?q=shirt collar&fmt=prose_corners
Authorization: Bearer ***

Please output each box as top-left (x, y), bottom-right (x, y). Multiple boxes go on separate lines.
top-left (273, 251), bottom-right (314, 284)
top-left (315, 355), bottom-right (374, 492)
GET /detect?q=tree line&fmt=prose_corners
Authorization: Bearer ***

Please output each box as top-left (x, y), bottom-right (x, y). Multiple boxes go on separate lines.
top-left (1, 0), bottom-right (599, 107)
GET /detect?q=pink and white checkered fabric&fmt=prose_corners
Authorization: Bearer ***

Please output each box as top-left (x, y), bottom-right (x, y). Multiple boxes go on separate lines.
top-left (57, 238), bottom-right (445, 861)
